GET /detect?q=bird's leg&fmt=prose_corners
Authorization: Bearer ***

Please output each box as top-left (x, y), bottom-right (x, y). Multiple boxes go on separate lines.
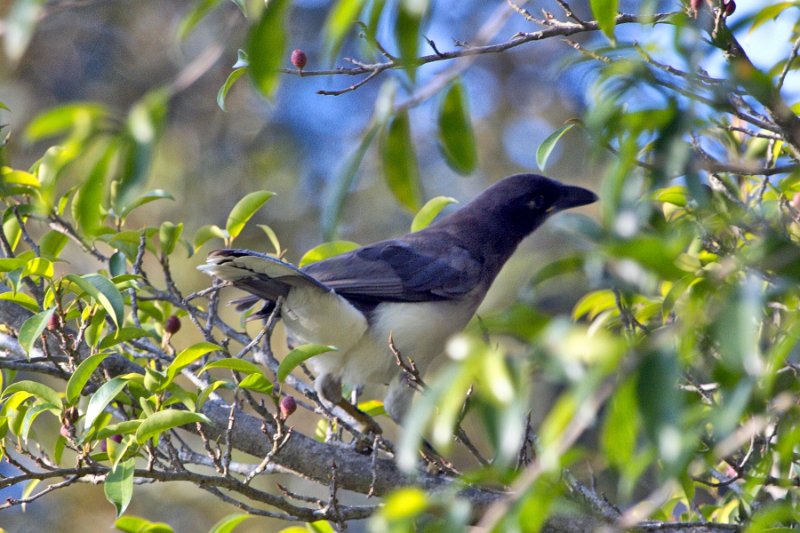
top-left (316, 373), bottom-right (383, 436)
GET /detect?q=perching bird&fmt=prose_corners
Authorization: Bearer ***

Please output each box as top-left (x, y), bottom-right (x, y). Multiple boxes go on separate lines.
top-left (199, 174), bottom-right (597, 429)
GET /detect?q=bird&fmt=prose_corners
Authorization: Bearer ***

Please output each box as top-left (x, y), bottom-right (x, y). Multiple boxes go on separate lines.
top-left (199, 174), bottom-right (597, 431)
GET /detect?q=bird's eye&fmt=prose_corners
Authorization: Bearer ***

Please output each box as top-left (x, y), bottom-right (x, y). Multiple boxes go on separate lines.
top-left (529, 195), bottom-right (546, 210)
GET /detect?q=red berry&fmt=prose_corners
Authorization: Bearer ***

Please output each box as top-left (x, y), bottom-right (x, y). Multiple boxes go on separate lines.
top-left (279, 395), bottom-right (297, 419)
top-left (165, 315), bottom-right (181, 335)
top-left (291, 49), bottom-right (307, 70)
top-left (690, 0), bottom-right (702, 13)
top-left (47, 312), bottom-right (60, 331)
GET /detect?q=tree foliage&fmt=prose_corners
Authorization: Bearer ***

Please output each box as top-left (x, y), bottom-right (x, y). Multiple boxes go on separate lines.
top-left (1, 0), bottom-right (800, 531)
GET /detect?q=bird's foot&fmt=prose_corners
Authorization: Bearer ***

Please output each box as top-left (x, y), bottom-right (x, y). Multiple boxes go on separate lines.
top-left (316, 374), bottom-right (384, 441)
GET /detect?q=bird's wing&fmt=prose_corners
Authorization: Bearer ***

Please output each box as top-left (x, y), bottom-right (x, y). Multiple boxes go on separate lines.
top-left (301, 235), bottom-right (483, 303)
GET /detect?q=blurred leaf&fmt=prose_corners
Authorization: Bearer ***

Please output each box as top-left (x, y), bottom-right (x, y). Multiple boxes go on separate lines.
top-left (114, 90), bottom-right (169, 212)
top-left (536, 122), bottom-right (576, 171)
top-left (394, 0), bottom-right (429, 81)
top-left (159, 221), bottom-right (183, 256)
top-left (194, 224), bottom-right (227, 249)
top-left (750, 2), bottom-right (796, 33)
top-left (257, 224), bottom-right (282, 255)
top-left (0, 291), bottom-right (39, 313)
top-left (590, 0), bottom-right (618, 42)
top-left (84, 376), bottom-right (128, 430)
top-left (438, 81), bottom-right (477, 174)
top-left (238, 372), bottom-right (273, 394)
top-left (1, 167), bottom-right (39, 188)
top-left (4, 0), bottom-right (45, 64)
top-left (600, 376), bottom-right (638, 469)
top-left (358, 399), bottom-right (385, 417)
top-left (104, 457), bottom-right (135, 517)
top-left (277, 344), bottom-right (338, 383)
top-left (2, 380), bottom-right (60, 407)
top-left (226, 190), bottom-right (275, 241)
top-left (217, 67), bottom-right (247, 112)
top-left (572, 289), bottom-right (616, 321)
top-left (66, 273), bottom-right (125, 327)
top-left (39, 230), bottom-right (68, 260)
top-left (135, 409), bottom-right (210, 444)
top-left (73, 141), bottom-right (114, 235)
top-left (299, 241), bottom-right (360, 267)
top-left (382, 111), bottom-right (422, 211)
top-left (109, 251), bottom-right (127, 277)
top-left (24, 102), bottom-right (106, 142)
top-left (177, 0), bottom-right (222, 41)
top-left (410, 196), bottom-right (457, 232)
top-left (637, 349), bottom-right (684, 474)
top-left (119, 189), bottom-right (174, 219)
top-left (18, 307), bottom-right (55, 356)
top-left (115, 515), bottom-right (175, 533)
top-left (66, 353), bottom-right (110, 405)
top-left (165, 342), bottom-right (221, 386)
top-left (383, 487), bottom-right (428, 520)
top-left (531, 255), bottom-right (585, 286)
top-left (323, 0), bottom-right (367, 62)
top-left (322, 123), bottom-right (380, 240)
top-left (209, 513), bottom-right (252, 533)
top-left (246, 0), bottom-right (290, 99)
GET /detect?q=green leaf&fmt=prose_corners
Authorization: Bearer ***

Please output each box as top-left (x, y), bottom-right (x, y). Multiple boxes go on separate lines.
top-left (437, 81), bottom-right (477, 175)
top-left (600, 376), bottom-right (638, 469)
top-left (0, 291), bottom-right (39, 313)
top-left (209, 513), bottom-right (252, 533)
top-left (194, 224), bottom-right (227, 249)
top-left (109, 250), bottom-right (127, 277)
top-left (199, 358), bottom-right (264, 376)
top-left (177, 0), bottom-right (222, 41)
top-left (245, 0), bottom-right (290, 99)
top-left (257, 224), bottom-right (282, 255)
top-left (115, 515), bottom-right (175, 533)
top-left (25, 102), bottom-right (106, 141)
top-left (158, 221), bottom-right (183, 256)
top-left (238, 372), bottom-right (273, 394)
top-left (226, 190), bottom-right (275, 241)
top-left (39, 230), bottom-right (69, 260)
top-left (18, 307), bottom-right (55, 356)
top-left (323, 0), bottom-right (367, 62)
top-left (217, 67), bottom-right (247, 112)
top-left (165, 342), bottom-right (221, 385)
top-left (119, 189), bottom-right (174, 219)
top-left (104, 457), bottom-right (135, 517)
top-left (382, 487), bottom-right (428, 521)
top-left (84, 376), bottom-right (128, 430)
top-left (536, 122), bottom-right (576, 171)
top-left (1, 167), bottom-right (40, 188)
top-left (65, 273), bottom-right (125, 327)
top-left (277, 344), bottom-right (337, 383)
top-left (382, 111), bottom-right (422, 212)
top-left (750, 2), bottom-right (796, 33)
top-left (4, 0), bottom-right (45, 64)
top-left (66, 353), bottom-right (111, 405)
top-left (2, 380), bottom-right (61, 407)
top-left (135, 409), bottom-right (210, 444)
top-left (394, 0), bottom-right (429, 81)
top-left (590, 0), bottom-right (618, 42)
top-left (298, 241), bottom-right (360, 267)
top-left (72, 141), bottom-right (114, 235)
top-left (410, 196), bottom-right (457, 232)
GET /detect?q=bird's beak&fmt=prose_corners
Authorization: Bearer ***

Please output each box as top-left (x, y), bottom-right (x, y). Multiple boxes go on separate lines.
top-left (551, 184), bottom-right (598, 212)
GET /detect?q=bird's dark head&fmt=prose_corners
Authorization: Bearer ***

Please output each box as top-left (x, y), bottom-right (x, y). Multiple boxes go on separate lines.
top-left (467, 173), bottom-right (597, 235)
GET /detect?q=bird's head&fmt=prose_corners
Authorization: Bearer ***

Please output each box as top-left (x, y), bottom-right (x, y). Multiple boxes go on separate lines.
top-left (466, 174), bottom-right (597, 236)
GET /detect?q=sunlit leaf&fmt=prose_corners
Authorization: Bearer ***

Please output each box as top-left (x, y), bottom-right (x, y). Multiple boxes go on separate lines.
top-left (97, 327), bottom-right (154, 350)
top-left (135, 409), bottom-right (210, 444)
top-left (437, 81), bottom-right (477, 175)
top-left (226, 190), bottom-right (275, 241)
top-left (119, 189), bottom-right (175, 219)
top-left (66, 353), bottom-right (111, 405)
top-left (194, 224), bottom-right (227, 249)
top-left (159, 221), bottom-right (183, 256)
top-left (115, 515), bottom-right (175, 533)
top-left (200, 358), bottom-right (264, 376)
top-left (410, 196), bottom-right (457, 232)
top-left (2, 380), bottom-right (60, 407)
top-left (72, 141), bottom-right (114, 235)
top-left (66, 273), bottom-right (125, 327)
top-left (299, 241), bottom-right (360, 267)
top-left (0, 291), bottom-right (39, 313)
top-left (165, 342), bottom-right (221, 385)
top-left (277, 344), bottom-right (338, 383)
top-left (84, 376), bottom-right (128, 430)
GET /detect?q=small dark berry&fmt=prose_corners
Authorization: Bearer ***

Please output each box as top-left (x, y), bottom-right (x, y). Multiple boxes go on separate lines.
top-left (165, 315), bottom-right (181, 335)
top-left (47, 313), bottom-right (61, 331)
top-left (279, 395), bottom-right (297, 419)
top-left (722, 0), bottom-right (735, 16)
top-left (291, 49), bottom-right (307, 70)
